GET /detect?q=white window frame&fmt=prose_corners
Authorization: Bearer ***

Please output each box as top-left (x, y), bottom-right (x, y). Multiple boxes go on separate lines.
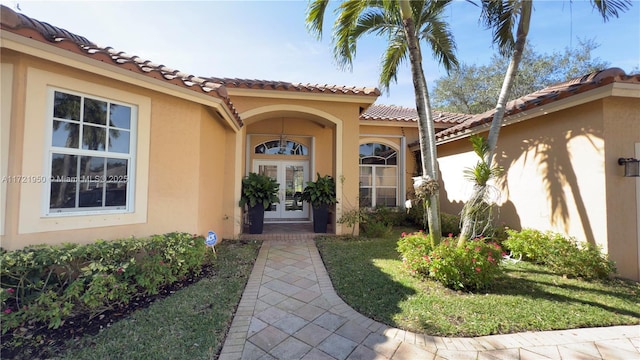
top-left (44, 88), bottom-right (137, 216)
top-left (359, 142), bottom-right (399, 208)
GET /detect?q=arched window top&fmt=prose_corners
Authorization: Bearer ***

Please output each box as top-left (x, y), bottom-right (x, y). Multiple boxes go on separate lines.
top-left (255, 140), bottom-right (308, 156)
top-left (359, 143), bottom-right (397, 165)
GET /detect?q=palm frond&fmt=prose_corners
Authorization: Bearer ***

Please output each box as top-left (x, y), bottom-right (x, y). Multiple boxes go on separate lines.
top-left (591, 0), bottom-right (632, 21)
top-left (469, 134), bottom-right (489, 158)
top-left (306, 0), bottom-right (331, 40)
top-left (333, 0), bottom-right (371, 69)
top-left (421, 18), bottom-right (459, 73)
top-left (352, 9), bottom-right (394, 39)
top-left (480, 0), bottom-right (521, 56)
top-left (379, 32), bottom-right (408, 91)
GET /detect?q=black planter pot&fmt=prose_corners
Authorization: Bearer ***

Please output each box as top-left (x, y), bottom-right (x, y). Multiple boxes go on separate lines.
top-left (248, 203), bottom-right (265, 234)
top-left (312, 204), bottom-right (330, 233)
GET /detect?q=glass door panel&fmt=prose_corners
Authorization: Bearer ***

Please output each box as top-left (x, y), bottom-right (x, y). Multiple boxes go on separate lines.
top-left (254, 160), bottom-right (309, 220)
top-left (256, 164), bottom-right (279, 214)
top-left (285, 165), bottom-right (305, 214)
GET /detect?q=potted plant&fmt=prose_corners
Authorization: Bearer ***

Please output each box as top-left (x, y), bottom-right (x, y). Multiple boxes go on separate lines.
top-left (300, 173), bottom-right (337, 233)
top-left (239, 172), bottom-right (280, 234)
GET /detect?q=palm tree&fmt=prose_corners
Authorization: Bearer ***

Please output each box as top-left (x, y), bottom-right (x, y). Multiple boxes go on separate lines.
top-left (458, 0), bottom-right (631, 244)
top-left (306, 0), bottom-right (458, 245)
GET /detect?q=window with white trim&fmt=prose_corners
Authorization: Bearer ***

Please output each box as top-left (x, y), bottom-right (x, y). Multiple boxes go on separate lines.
top-left (255, 139), bottom-right (308, 155)
top-left (359, 143), bottom-right (397, 207)
top-left (47, 90), bottom-right (136, 214)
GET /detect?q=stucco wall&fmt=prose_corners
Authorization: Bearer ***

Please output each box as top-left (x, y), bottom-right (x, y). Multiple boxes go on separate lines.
top-left (1, 52), bottom-right (234, 249)
top-left (603, 97), bottom-right (640, 280)
top-left (437, 141), bottom-right (478, 216)
top-left (498, 102), bottom-right (607, 245)
top-left (438, 97), bottom-right (640, 280)
top-left (197, 107), bottom-right (236, 239)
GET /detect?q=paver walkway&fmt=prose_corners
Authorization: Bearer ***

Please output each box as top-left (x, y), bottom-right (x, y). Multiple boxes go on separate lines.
top-left (219, 239), bottom-right (640, 359)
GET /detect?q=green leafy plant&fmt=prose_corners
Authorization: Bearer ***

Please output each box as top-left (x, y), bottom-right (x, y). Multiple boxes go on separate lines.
top-left (459, 135), bottom-right (504, 244)
top-left (238, 172), bottom-right (280, 208)
top-left (362, 221), bottom-right (393, 238)
top-left (300, 173), bottom-right (337, 208)
top-left (1, 232), bottom-right (206, 332)
top-left (397, 231), bottom-right (434, 276)
top-left (440, 212), bottom-right (461, 236)
top-left (337, 207), bottom-right (368, 236)
top-left (398, 232), bottom-right (503, 291)
top-left (503, 228), bottom-right (554, 263)
top-left (407, 205), bottom-right (461, 236)
top-left (504, 228), bottom-right (616, 279)
top-left (360, 207), bottom-right (397, 238)
top-left (427, 237), bottom-right (504, 291)
top-left (367, 206), bottom-right (408, 226)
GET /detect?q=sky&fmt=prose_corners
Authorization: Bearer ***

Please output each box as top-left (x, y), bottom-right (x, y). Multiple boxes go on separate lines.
top-left (2, 0), bottom-right (639, 108)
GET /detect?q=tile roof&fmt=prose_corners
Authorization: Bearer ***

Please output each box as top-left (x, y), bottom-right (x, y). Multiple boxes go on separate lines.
top-left (0, 5), bottom-right (245, 127)
top-left (436, 67), bottom-right (640, 141)
top-left (360, 104), bottom-right (472, 125)
top-left (206, 77), bottom-right (380, 97)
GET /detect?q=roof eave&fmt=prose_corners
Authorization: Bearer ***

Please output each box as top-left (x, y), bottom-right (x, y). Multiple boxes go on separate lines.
top-left (2, 30), bottom-right (242, 132)
top-left (359, 119), bottom-right (418, 127)
top-left (225, 88), bottom-right (379, 104)
top-left (359, 119), bottom-right (455, 129)
top-left (435, 82), bottom-right (637, 145)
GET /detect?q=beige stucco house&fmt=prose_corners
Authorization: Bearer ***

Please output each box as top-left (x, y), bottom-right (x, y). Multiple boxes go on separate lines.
top-left (1, 6), bottom-right (639, 280)
top-left (433, 69), bottom-right (640, 281)
top-left (0, 6), bottom-right (441, 249)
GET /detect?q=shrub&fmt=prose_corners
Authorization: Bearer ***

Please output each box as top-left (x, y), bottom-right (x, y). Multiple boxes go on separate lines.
top-left (406, 201), bottom-right (425, 229)
top-left (369, 206), bottom-right (410, 226)
top-left (362, 221), bottom-right (393, 238)
top-left (398, 233), bottom-right (503, 291)
top-left (397, 231), bottom-right (434, 276)
top-left (1, 232), bottom-right (207, 332)
top-left (440, 212), bottom-right (461, 236)
top-left (503, 228), bottom-right (557, 263)
top-left (489, 224), bottom-right (510, 249)
top-left (338, 208), bottom-right (367, 228)
top-left (427, 238), bottom-right (504, 291)
top-left (545, 239), bottom-right (615, 280)
top-left (407, 203), bottom-right (461, 236)
top-left (340, 206), bottom-right (405, 238)
top-left (504, 228), bottom-right (615, 279)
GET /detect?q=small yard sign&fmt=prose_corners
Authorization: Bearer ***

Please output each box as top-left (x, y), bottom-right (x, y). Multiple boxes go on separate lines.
top-left (206, 231), bottom-right (217, 255)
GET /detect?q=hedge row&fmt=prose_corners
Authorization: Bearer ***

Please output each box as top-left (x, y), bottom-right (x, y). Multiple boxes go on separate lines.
top-left (1, 232), bottom-right (208, 332)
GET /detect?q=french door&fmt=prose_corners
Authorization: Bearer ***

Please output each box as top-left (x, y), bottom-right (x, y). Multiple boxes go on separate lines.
top-left (253, 160), bottom-right (309, 220)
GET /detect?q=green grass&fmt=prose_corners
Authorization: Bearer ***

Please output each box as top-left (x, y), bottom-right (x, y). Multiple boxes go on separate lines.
top-left (59, 240), bottom-right (261, 360)
top-left (316, 230), bottom-right (640, 337)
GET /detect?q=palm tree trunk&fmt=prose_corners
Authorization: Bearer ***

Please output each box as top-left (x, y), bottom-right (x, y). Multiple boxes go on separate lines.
top-left (459, 0), bottom-right (532, 245)
top-left (486, 1), bottom-right (532, 168)
top-left (400, 0), bottom-right (441, 245)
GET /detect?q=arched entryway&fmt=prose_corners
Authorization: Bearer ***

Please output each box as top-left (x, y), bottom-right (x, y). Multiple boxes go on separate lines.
top-left (253, 138), bottom-right (310, 220)
top-left (240, 105), bottom-right (345, 231)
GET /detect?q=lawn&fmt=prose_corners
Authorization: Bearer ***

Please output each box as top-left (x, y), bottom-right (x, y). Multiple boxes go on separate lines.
top-left (53, 240), bottom-right (261, 360)
top-left (315, 230), bottom-right (640, 337)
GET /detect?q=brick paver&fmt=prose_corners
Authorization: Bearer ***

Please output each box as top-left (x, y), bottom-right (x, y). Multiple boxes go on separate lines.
top-left (219, 238), bottom-right (640, 359)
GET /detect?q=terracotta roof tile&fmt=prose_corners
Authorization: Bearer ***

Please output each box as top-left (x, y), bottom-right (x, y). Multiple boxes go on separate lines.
top-left (360, 104), bottom-right (472, 124)
top-left (1, 5), bottom-right (245, 126)
top-left (435, 68), bottom-right (640, 141)
top-left (0, 4), bottom-right (94, 46)
top-left (206, 77), bottom-right (380, 97)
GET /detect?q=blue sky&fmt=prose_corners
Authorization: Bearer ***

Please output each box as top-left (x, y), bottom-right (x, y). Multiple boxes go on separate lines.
top-left (3, 0), bottom-right (639, 107)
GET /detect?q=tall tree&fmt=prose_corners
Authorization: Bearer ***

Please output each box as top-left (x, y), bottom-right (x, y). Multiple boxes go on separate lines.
top-left (306, 0), bottom-right (458, 244)
top-left (458, 0), bottom-right (631, 244)
top-left (433, 39), bottom-right (610, 114)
